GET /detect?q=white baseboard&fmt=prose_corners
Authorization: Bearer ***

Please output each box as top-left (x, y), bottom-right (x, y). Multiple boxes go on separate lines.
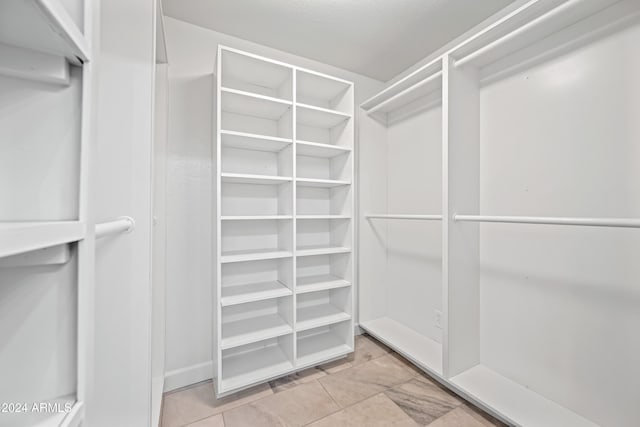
top-left (164, 361), bottom-right (213, 392)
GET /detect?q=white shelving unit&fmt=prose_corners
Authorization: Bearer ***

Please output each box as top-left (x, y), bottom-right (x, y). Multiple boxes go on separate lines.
top-left (359, 1), bottom-right (640, 426)
top-left (0, 1), bottom-right (93, 426)
top-left (214, 46), bottom-right (354, 396)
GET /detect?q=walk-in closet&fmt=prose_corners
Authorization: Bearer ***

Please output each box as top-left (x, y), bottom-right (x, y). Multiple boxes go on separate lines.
top-left (1, 0), bottom-right (639, 426)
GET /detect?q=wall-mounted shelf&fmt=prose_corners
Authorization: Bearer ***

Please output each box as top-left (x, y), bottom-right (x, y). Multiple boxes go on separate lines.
top-left (221, 280), bottom-right (293, 307)
top-left (297, 104), bottom-right (351, 128)
top-left (220, 249), bottom-right (293, 263)
top-left (221, 173), bottom-right (292, 185)
top-left (296, 140), bottom-right (351, 158)
top-left (0, 221), bottom-right (85, 259)
top-left (297, 178), bottom-right (351, 188)
top-left (296, 245), bottom-right (351, 257)
top-left (221, 87), bottom-right (292, 120)
top-left (0, 0), bottom-right (90, 64)
top-left (221, 130), bottom-right (292, 152)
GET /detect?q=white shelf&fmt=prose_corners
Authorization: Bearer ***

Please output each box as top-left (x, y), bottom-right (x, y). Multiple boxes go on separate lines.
top-left (0, 221), bottom-right (85, 259)
top-left (297, 274), bottom-right (351, 294)
top-left (222, 314), bottom-right (293, 350)
top-left (297, 103), bottom-right (351, 128)
top-left (221, 130), bottom-right (292, 152)
top-left (0, 0), bottom-right (90, 64)
top-left (297, 215), bottom-right (351, 220)
top-left (296, 140), bottom-right (351, 158)
top-left (221, 87), bottom-right (292, 120)
top-left (296, 178), bottom-right (351, 188)
top-left (221, 215), bottom-right (293, 221)
top-left (221, 173), bottom-right (292, 185)
top-left (221, 249), bottom-right (293, 263)
top-left (451, 365), bottom-right (599, 427)
top-left (360, 317), bottom-right (442, 376)
top-left (297, 304), bottom-right (351, 331)
top-left (296, 245), bottom-right (351, 257)
top-left (221, 46), bottom-right (293, 98)
top-left (297, 69), bottom-right (352, 113)
top-left (297, 329), bottom-right (351, 368)
top-left (221, 344), bottom-right (294, 393)
top-left (221, 280), bottom-right (293, 306)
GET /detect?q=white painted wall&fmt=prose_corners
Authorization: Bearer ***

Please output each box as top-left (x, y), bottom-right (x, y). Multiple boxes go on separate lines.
top-left (479, 22), bottom-right (640, 427)
top-left (386, 107), bottom-right (442, 342)
top-left (90, 0), bottom-right (156, 425)
top-left (163, 17), bottom-right (383, 391)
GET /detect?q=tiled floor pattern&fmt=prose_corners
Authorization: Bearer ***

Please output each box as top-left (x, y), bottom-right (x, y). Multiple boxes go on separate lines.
top-left (161, 335), bottom-right (506, 427)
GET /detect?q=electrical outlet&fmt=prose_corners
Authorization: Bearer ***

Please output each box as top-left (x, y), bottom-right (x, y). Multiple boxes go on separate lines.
top-left (435, 310), bottom-right (443, 329)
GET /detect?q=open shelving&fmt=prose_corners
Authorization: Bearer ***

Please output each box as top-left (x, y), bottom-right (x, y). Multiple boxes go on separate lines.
top-left (0, 221), bottom-right (85, 259)
top-left (215, 45), bottom-right (354, 396)
top-left (358, 1), bottom-right (640, 426)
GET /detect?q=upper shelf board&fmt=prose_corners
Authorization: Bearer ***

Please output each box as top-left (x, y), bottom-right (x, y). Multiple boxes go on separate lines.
top-left (221, 130), bottom-right (292, 152)
top-left (297, 69), bottom-right (352, 113)
top-left (296, 140), bottom-right (351, 158)
top-left (220, 46), bottom-right (293, 98)
top-left (297, 104), bottom-right (351, 128)
top-left (0, 221), bottom-right (85, 259)
top-left (361, 0), bottom-right (628, 115)
top-left (0, 0), bottom-right (90, 65)
top-left (221, 88), bottom-right (292, 120)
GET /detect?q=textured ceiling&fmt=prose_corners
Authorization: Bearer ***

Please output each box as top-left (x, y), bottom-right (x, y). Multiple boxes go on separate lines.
top-left (162, 0), bottom-right (514, 81)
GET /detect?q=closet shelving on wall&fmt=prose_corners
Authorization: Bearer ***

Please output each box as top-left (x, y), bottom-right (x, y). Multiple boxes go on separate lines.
top-left (214, 46), bottom-right (354, 396)
top-left (0, 0), bottom-right (92, 426)
top-left (359, 0), bottom-right (640, 426)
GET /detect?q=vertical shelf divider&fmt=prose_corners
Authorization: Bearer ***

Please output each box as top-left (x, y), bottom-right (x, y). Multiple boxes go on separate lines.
top-left (442, 55), bottom-right (481, 379)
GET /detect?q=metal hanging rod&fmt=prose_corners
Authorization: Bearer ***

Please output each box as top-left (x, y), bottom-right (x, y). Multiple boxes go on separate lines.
top-left (453, 214), bottom-right (640, 228)
top-left (366, 214), bottom-right (443, 220)
top-left (95, 216), bottom-right (135, 239)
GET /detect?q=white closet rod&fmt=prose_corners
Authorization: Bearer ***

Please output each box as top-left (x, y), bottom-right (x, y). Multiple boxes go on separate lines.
top-left (454, 0), bottom-right (581, 68)
top-left (366, 214), bottom-right (443, 220)
top-left (453, 214), bottom-right (640, 228)
top-left (95, 216), bottom-right (135, 239)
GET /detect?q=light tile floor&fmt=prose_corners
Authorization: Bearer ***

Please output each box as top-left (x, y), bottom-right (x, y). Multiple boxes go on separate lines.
top-left (161, 335), bottom-right (507, 427)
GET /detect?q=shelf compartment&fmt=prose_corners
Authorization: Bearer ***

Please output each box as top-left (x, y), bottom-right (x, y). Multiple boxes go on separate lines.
top-left (221, 47), bottom-right (293, 101)
top-left (297, 178), bottom-right (350, 188)
top-left (221, 130), bottom-right (292, 153)
top-left (296, 217), bottom-right (350, 253)
top-left (222, 258), bottom-right (293, 306)
top-left (222, 181), bottom-right (292, 217)
top-left (221, 88), bottom-right (293, 139)
top-left (297, 148), bottom-right (350, 182)
top-left (450, 365), bottom-right (599, 427)
top-left (297, 321), bottom-right (352, 368)
top-left (297, 274), bottom-right (350, 294)
top-left (297, 252), bottom-right (351, 294)
top-left (0, 221), bottom-right (85, 259)
top-left (221, 298), bottom-right (293, 350)
top-left (220, 335), bottom-right (294, 394)
top-left (222, 218), bottom-right (292, 260)
top-left (0, 0), bottom-right (90, 64)
top-left (296, 287), bottom-right (351, 331)
top-left (221, 173), bottom-right (292, 185)
top-left (296, 69), bottom-right (352, 114)
top-left (297, 103), bottom-right (350, 128)
top-left (360, 317), bottom-right (443, 377)
top-left (222, 142), bottom-right (292, 177)
top-left (297, 185), bottom-right (351, 217)
top-left (296, 140), bottom-right (351, 158)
